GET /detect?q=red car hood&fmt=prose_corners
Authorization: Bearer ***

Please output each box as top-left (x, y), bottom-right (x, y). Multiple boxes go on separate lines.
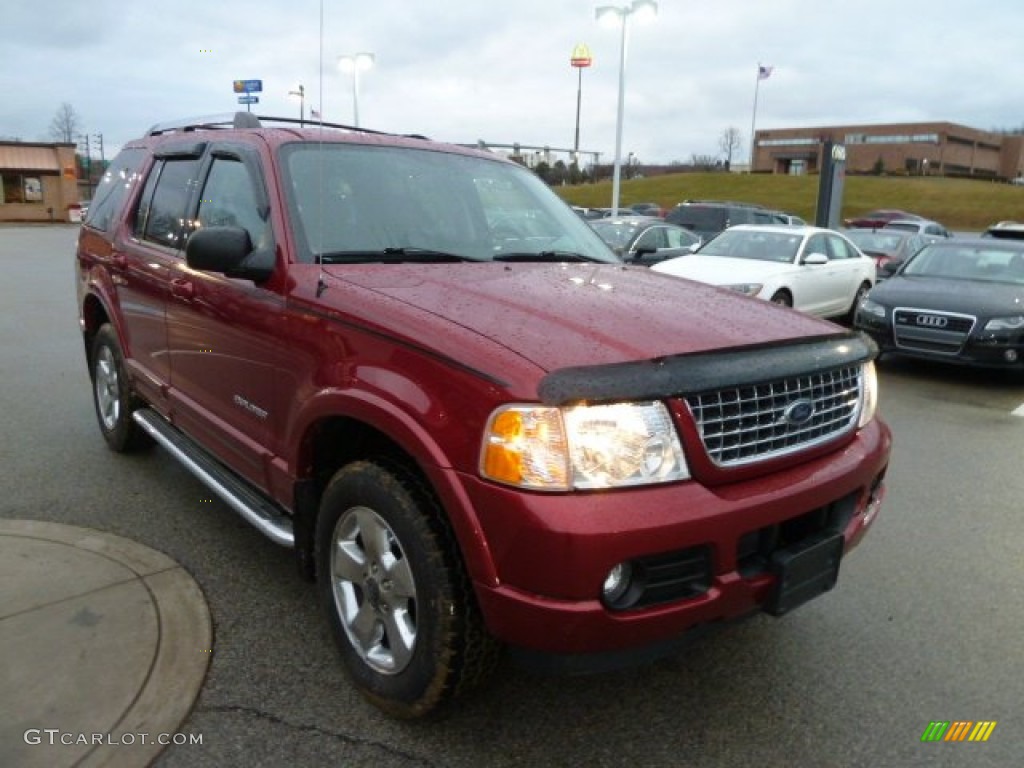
top-left (325, 262), bottom-right (842, 372)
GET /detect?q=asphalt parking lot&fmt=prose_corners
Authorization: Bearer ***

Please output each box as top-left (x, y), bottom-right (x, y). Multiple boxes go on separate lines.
top-left (2, 225), bottom-right (1021, 767)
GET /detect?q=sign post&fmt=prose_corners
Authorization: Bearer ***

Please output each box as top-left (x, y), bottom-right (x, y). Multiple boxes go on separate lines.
top-left (232, 80), bottom-right (263, 112)
top-left (815, 141), bottom-right (847, 229)
top-left (570, 44), bottom-right (593, 166)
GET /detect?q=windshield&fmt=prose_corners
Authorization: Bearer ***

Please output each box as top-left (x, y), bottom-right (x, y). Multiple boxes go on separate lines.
top-left (589, 220), bottom-right (640, 249)
top-left (902, 243), bottom-right (1024, 284)
top-left (845, 231), bottom-right (906, 255)
top-left (280, 142), bottom-right (618, 264)
top-left (699, 229), bottom-right (802, 263)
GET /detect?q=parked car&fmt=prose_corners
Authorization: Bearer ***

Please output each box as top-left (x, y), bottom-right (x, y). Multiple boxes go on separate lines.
top-left (571, 206), bottom-right (614, 220)
top-left (664, 201), bottom-right (768, 241)
top-left (982, 221), bottom-right (1024, 240)
top-left (652, 224), bottom-right (875, 321)
top-left (843, 209), bottom-right (923, 229)
top-left (628, 202), bottom-right (665, 217)
top-left (589, 215), bottom-right (700, 265)
top-left (843, 228), bottom-right (932, 276)
top-left (883, 219), bottom-right (953, 238)
top-left (768, 210), bottom-right (807, 226)
top-left (76, 112), bottom-right (890, 717)
top-left (856, 238), bottom-right (1024, 370)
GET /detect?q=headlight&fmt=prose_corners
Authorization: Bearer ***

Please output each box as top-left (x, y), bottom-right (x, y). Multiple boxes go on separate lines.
top-left (858, 361), bottom-right (878, 429)
top-left (984, 315), bottom-right (1024, 331)
top-left (859, 299), bottom-right (887, 319)
top-left (723, 283), bottom-right (763, 296)
top-left (481, 401), bottom-right (689, 491)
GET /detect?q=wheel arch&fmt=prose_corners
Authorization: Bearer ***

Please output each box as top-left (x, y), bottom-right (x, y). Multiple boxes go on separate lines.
top-left (80, 292), bottom-right (113, 364)
top-left (288, 395), bottom-right (498, 589)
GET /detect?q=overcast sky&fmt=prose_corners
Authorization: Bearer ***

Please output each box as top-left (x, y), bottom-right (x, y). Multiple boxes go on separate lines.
top-left (3, 1), bottom-right (1022, 164)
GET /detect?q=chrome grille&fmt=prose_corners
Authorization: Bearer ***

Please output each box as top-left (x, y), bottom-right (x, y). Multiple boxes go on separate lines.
top-left (685, 366), bottom-right (862, 466)
top-left (893, 308), bottom-right (976, 355)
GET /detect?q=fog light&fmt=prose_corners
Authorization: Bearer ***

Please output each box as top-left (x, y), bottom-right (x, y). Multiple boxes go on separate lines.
top-left (1005, 349), bottom-right (1019, 363)
top-left (602, 562), bottom-right (633, 605)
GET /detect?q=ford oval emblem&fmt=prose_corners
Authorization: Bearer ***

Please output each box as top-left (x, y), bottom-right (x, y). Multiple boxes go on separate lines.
top-left (784, 399), bottom-right (816, 426)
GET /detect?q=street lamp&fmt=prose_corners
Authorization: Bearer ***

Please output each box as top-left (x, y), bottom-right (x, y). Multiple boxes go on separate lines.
top-left (595, 0), bottom-right (657, 215)
top-left (288, 84), bottom-right (305, 125)
top-left (337, 53), bottom-right (375, 127)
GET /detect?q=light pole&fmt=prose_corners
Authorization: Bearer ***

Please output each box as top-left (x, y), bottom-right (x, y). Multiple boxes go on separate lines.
top-left (288, 84), bottom-right (305, 125)
top-left (595, 0), bottom-right (657, 215)
top-left (338, 53), bottom-right (375, 127)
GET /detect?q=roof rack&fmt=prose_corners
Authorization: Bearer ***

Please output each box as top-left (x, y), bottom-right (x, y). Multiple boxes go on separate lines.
top-left (146, 112), bottom-right (401, 138)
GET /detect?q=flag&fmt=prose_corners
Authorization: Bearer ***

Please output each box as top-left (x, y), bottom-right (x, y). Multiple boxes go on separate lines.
top-left (758, 65), bottom-right (773, 80)
top-left (311, 108), bottom-right (321, 120)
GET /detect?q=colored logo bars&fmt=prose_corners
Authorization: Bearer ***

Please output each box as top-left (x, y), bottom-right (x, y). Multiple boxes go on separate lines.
top-left (921, 721), bottom-right (997, 743)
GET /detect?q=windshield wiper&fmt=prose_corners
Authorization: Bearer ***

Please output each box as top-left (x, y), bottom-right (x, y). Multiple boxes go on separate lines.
top-left (493, 250), bottom-right (607, 263)
top-left (318, 247), bottom-right (484, 264)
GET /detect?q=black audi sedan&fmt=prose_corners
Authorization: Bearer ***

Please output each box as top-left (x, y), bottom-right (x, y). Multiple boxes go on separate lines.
top-left (855, 239), bottom-right (1024, 369)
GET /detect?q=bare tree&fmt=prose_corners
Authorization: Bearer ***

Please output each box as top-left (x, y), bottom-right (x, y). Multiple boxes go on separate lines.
top-left (690, 154), bottom-right (720, 171)
top-left (49, 103), bottom-right (81, 143)
top-left (718, 127), bottom-right (743, 170)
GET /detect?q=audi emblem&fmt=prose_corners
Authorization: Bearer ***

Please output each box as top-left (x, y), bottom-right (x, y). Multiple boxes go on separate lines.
top-left (915, 314), bottom-right (948, 328)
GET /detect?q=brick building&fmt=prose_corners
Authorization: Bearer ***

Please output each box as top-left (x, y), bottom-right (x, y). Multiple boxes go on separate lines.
top-left (753, 122), bottom-right (1024, 181)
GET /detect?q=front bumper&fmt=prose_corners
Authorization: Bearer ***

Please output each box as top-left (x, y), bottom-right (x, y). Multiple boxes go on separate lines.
top-left (457, 418), bottom-right (891, 659)
top-left (857, 313), bottom-right (1024, 368)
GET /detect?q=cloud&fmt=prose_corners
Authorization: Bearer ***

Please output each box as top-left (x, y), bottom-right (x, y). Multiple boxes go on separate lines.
top-left (2, 0), bottom-right (1022, 158)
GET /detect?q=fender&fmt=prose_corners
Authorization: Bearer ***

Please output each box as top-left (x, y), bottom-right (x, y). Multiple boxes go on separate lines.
top-left (278, 384), bottom-right (499, 587)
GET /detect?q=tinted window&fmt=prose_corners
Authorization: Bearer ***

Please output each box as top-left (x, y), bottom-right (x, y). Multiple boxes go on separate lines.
top-left (904, 243), bottom-right (1024, 283)
top-left (634, 227), bottom-right (665, 251)
top-left (84, 148), bottom-right (146, 233)
top-left (668, 207), bottom-right (727, 231)
top-left (135, 159), bottom-right (201, 249)
top-left (665, 227), bottom-right (697, 248)
top-left (197, 158), bottom-right (269, 249)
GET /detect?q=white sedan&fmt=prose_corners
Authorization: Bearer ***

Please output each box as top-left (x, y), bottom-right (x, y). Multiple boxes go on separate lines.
top-left (652, 224), bottom-right (876, 321)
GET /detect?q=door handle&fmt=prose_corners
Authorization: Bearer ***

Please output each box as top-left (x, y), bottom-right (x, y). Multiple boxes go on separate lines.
top-left (170, 279), bottom-right (194, 300)
top-left (110, 250), bottom-right (127, 269)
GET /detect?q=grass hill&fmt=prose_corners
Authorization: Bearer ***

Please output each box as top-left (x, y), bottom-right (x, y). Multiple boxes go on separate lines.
top-left (554, 173), bottom-right (1024, 231)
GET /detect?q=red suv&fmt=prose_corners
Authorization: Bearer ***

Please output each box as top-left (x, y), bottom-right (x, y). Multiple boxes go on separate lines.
top-left (76, 114), bottom-right (891, 717)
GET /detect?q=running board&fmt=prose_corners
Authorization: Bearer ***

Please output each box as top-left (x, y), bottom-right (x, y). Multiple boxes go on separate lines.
top-left (133, 409), bottom-right (295, 548)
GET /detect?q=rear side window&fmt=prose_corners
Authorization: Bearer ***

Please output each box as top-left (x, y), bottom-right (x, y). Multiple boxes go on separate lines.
top-left (669, 207), bottom-right (726, 231)
top-left (83, 148), bottom-right (146, 233)
top-left (134, 159), bottom-right (202, 249)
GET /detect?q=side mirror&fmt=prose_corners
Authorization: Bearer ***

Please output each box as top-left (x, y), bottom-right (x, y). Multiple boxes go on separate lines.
top-left (802, 252), bottom-right (829, 265)
top-left (185, 226), bottom-right (273, 283)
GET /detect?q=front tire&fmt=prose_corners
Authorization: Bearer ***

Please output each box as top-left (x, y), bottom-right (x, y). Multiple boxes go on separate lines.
top-left (316, 460), bottom-right (499, 718)
top-left (89, 324), bottom-right (151, 452)
top-left (770, 289), bottom-right (792, 307)
top-left (847, 281), bottom-right (872, 324)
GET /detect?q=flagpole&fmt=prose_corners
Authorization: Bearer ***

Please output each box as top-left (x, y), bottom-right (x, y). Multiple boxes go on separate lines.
top-left (748, 64), bottom-right (762, 172)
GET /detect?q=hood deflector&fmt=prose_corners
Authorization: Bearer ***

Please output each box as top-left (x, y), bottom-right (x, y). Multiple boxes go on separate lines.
top-left (537, 332), bottom-right (877, 406)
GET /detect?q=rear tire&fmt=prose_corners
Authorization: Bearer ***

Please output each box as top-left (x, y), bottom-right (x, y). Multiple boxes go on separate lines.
top-left (315, 460), bottom-right (500, 718)
top-left (89, 324), bottom-right (151, 452)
